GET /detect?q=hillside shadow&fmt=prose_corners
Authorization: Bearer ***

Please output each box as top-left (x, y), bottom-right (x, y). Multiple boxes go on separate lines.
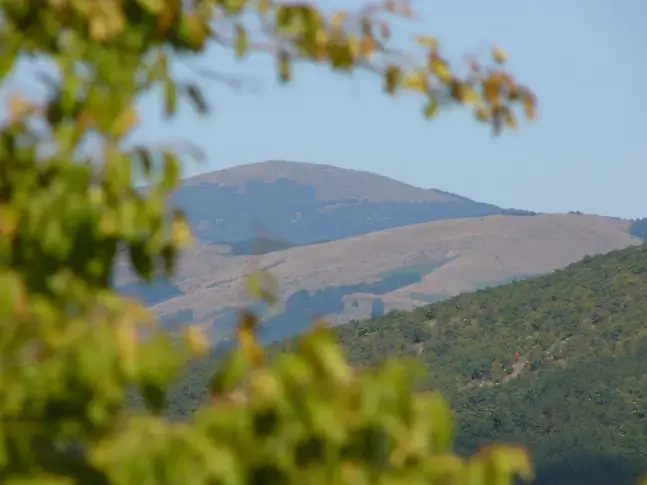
top-left (532, 453), bottom-right (646, 485)
top-left (173, 178), bottom-right (523, 246)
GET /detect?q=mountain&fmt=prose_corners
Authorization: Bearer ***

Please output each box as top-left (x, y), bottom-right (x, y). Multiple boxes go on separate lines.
top-left (171, 160), bottom-right (535, 247)
top-left (116, 213), bottom-right (641, 343)
top-left (167, 242), bottom-right (647, 485)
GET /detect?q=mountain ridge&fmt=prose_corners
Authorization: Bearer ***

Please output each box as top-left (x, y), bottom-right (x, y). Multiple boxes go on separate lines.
top-left (170, 160), bottom-right (535, 245)
top-left (182, 160), bottom-right (476, 203)
top-left (116, 212), bottom-right (640, 343)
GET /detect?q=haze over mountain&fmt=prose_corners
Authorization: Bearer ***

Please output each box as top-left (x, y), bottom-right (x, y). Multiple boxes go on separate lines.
top-left (171, 160), bottom-right (535, 247)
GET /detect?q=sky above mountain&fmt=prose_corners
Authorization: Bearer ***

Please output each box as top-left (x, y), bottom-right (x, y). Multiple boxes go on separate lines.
top-left (3, 0), bottom-right (645, 218)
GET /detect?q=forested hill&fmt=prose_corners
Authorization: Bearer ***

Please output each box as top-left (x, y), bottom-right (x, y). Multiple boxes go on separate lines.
top-left (337, 243), bottom-right (647, 385)
top-left (167, 243), bottom-right (647, 485)
top-left (335, 242), bottom-right (647, 485)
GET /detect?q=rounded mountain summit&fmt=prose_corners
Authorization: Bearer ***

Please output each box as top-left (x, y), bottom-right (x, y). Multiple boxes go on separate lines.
top-left (174, 160), bottom-right (531, 247)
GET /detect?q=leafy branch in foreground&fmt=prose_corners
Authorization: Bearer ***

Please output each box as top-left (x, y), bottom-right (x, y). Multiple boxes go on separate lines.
top-left (1, 0), bottom-right (540, 483)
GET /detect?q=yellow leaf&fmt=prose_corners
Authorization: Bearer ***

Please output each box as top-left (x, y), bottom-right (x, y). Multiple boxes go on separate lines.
top-left (246, 270), bottom-right (278, 304)
top-left (0, 271), bottom-right (27, 319)
top-left (461, 85), bottom-right (480, 105)
top-left (257, 0), bottom-right (271, 15)
top-left (480, 444), bottom-right (534, 481)
top-left (138, 0), bottom-right (163, 14)
top-left (234, 24), bottom-right (248, 58)
top-left (402, 69), bottom-right (428, 92)
top-left (275, 5), bottom-right (295, 31)
top-left (110, 106), bottom-right (138, 138)
top-left (503, 108), bottom-right (517, 129)
top-left (428, 55), bottom-right (452, 84)
top-left (116, 322), bottom-right (138, 378)
top-left (7, 93), bottom-right (31, 121)
top-left (316, 27), bottom-right (329, 46)
top-left (360, 35), bottom-right (376, 58)
top-left (0, 206), bottom-right (18, 239)
top-left (330, 10), bottom-right (347, 29)
top-left (183, 14), bottom-right (208, 49)
top-left (347, 35), bottom-right (359, 60)
top-left (492, 46), bottom-right (507, 64)
top-left (155, 2), bottom-right (176, 34)
top-left (249, 368), bottom-right (283, 402)
top-left (423, 97), bottom-right (439, 119)
top-left (482, 77), bottom-right (500, 103)
top-left (183, 324), bottom-right (209, 357)
top-left (90, 16), bottom-right (109, 42)
top-left (450, 81), bottom-right (468, 103)
top-left (414, 35), bottom-right (438, 51)
top-left (236, 325), bottom-right (264, 364)
top-left (474, 106), bottom-right (490, 122)
top-left (171, 213), bottom-right (192, 247)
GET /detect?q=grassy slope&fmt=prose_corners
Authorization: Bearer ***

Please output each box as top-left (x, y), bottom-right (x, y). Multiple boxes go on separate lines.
top-left (118, 213), bottom-right (638, 333)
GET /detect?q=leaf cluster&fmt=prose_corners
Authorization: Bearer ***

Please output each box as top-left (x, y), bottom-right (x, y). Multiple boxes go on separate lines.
top-left (1, 0), bottom-right (539, 483)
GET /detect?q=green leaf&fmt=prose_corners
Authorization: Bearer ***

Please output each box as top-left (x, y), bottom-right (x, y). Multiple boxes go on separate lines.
top-left (129, 241), bottom-right (154, 280)
top-left (137, 0), bottom-right (163, 13)
top-left (133, 146), bottom-right (153, 177)
top-left (420, 391), bottom-right (454, 451)
top-left (423, 97), bottom-right (439, 119)
top-left (164, 77), bottom-right (177, 117)
top-left (277, 50), bottom-right (291, 84)
top-left (160, 149), bottom-right (180, 191)
top-left (210, 348), bottom-right (251, 397)
top-left (186, 84), bottom-right (208, 115)
top-left (0, 43), bottom-right (16, 80)
top-left (160, 243), bottom-right (177, 276)
top-left (384, 65), bottom-right (400, 94)
top-left (246, 270), bottom-right (278, 305)
top-left (6, 476), bottom-right (74, 485)
top-left (141, 383), bottom-right (166, 413)
top-left (118, 200), bottom-right (138, 239)
top-left (234, 24), bottom-right (248, 59)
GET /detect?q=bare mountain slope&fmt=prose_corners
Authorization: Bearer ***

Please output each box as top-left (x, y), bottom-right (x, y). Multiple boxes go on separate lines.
top-left (184, 160), bottom-right (466, 203)
top-left (170, 160), bottom-right (522, 245)
top-left (116, 213), bottom-right (641, 342)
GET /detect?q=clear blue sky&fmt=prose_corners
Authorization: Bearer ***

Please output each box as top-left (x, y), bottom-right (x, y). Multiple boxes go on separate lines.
top-left (11, 0), bottom-right (646, 218)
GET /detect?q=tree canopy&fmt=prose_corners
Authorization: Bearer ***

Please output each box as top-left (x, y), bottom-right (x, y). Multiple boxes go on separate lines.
top-left (0, 1), bottom-right (544, 484)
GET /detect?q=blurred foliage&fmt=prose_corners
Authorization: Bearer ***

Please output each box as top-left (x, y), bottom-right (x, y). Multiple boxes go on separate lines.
top-left (0, 0), bottom-right (542, 483)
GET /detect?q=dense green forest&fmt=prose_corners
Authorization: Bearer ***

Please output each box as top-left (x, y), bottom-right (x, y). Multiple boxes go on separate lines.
top-left (168, 242), bottom-right (647, 485)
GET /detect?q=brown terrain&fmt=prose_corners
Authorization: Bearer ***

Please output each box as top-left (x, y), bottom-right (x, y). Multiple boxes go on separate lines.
top-left (115, 213), bottom-right (642, 330)
top-left (182, 159), bottom-right (464, 203)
